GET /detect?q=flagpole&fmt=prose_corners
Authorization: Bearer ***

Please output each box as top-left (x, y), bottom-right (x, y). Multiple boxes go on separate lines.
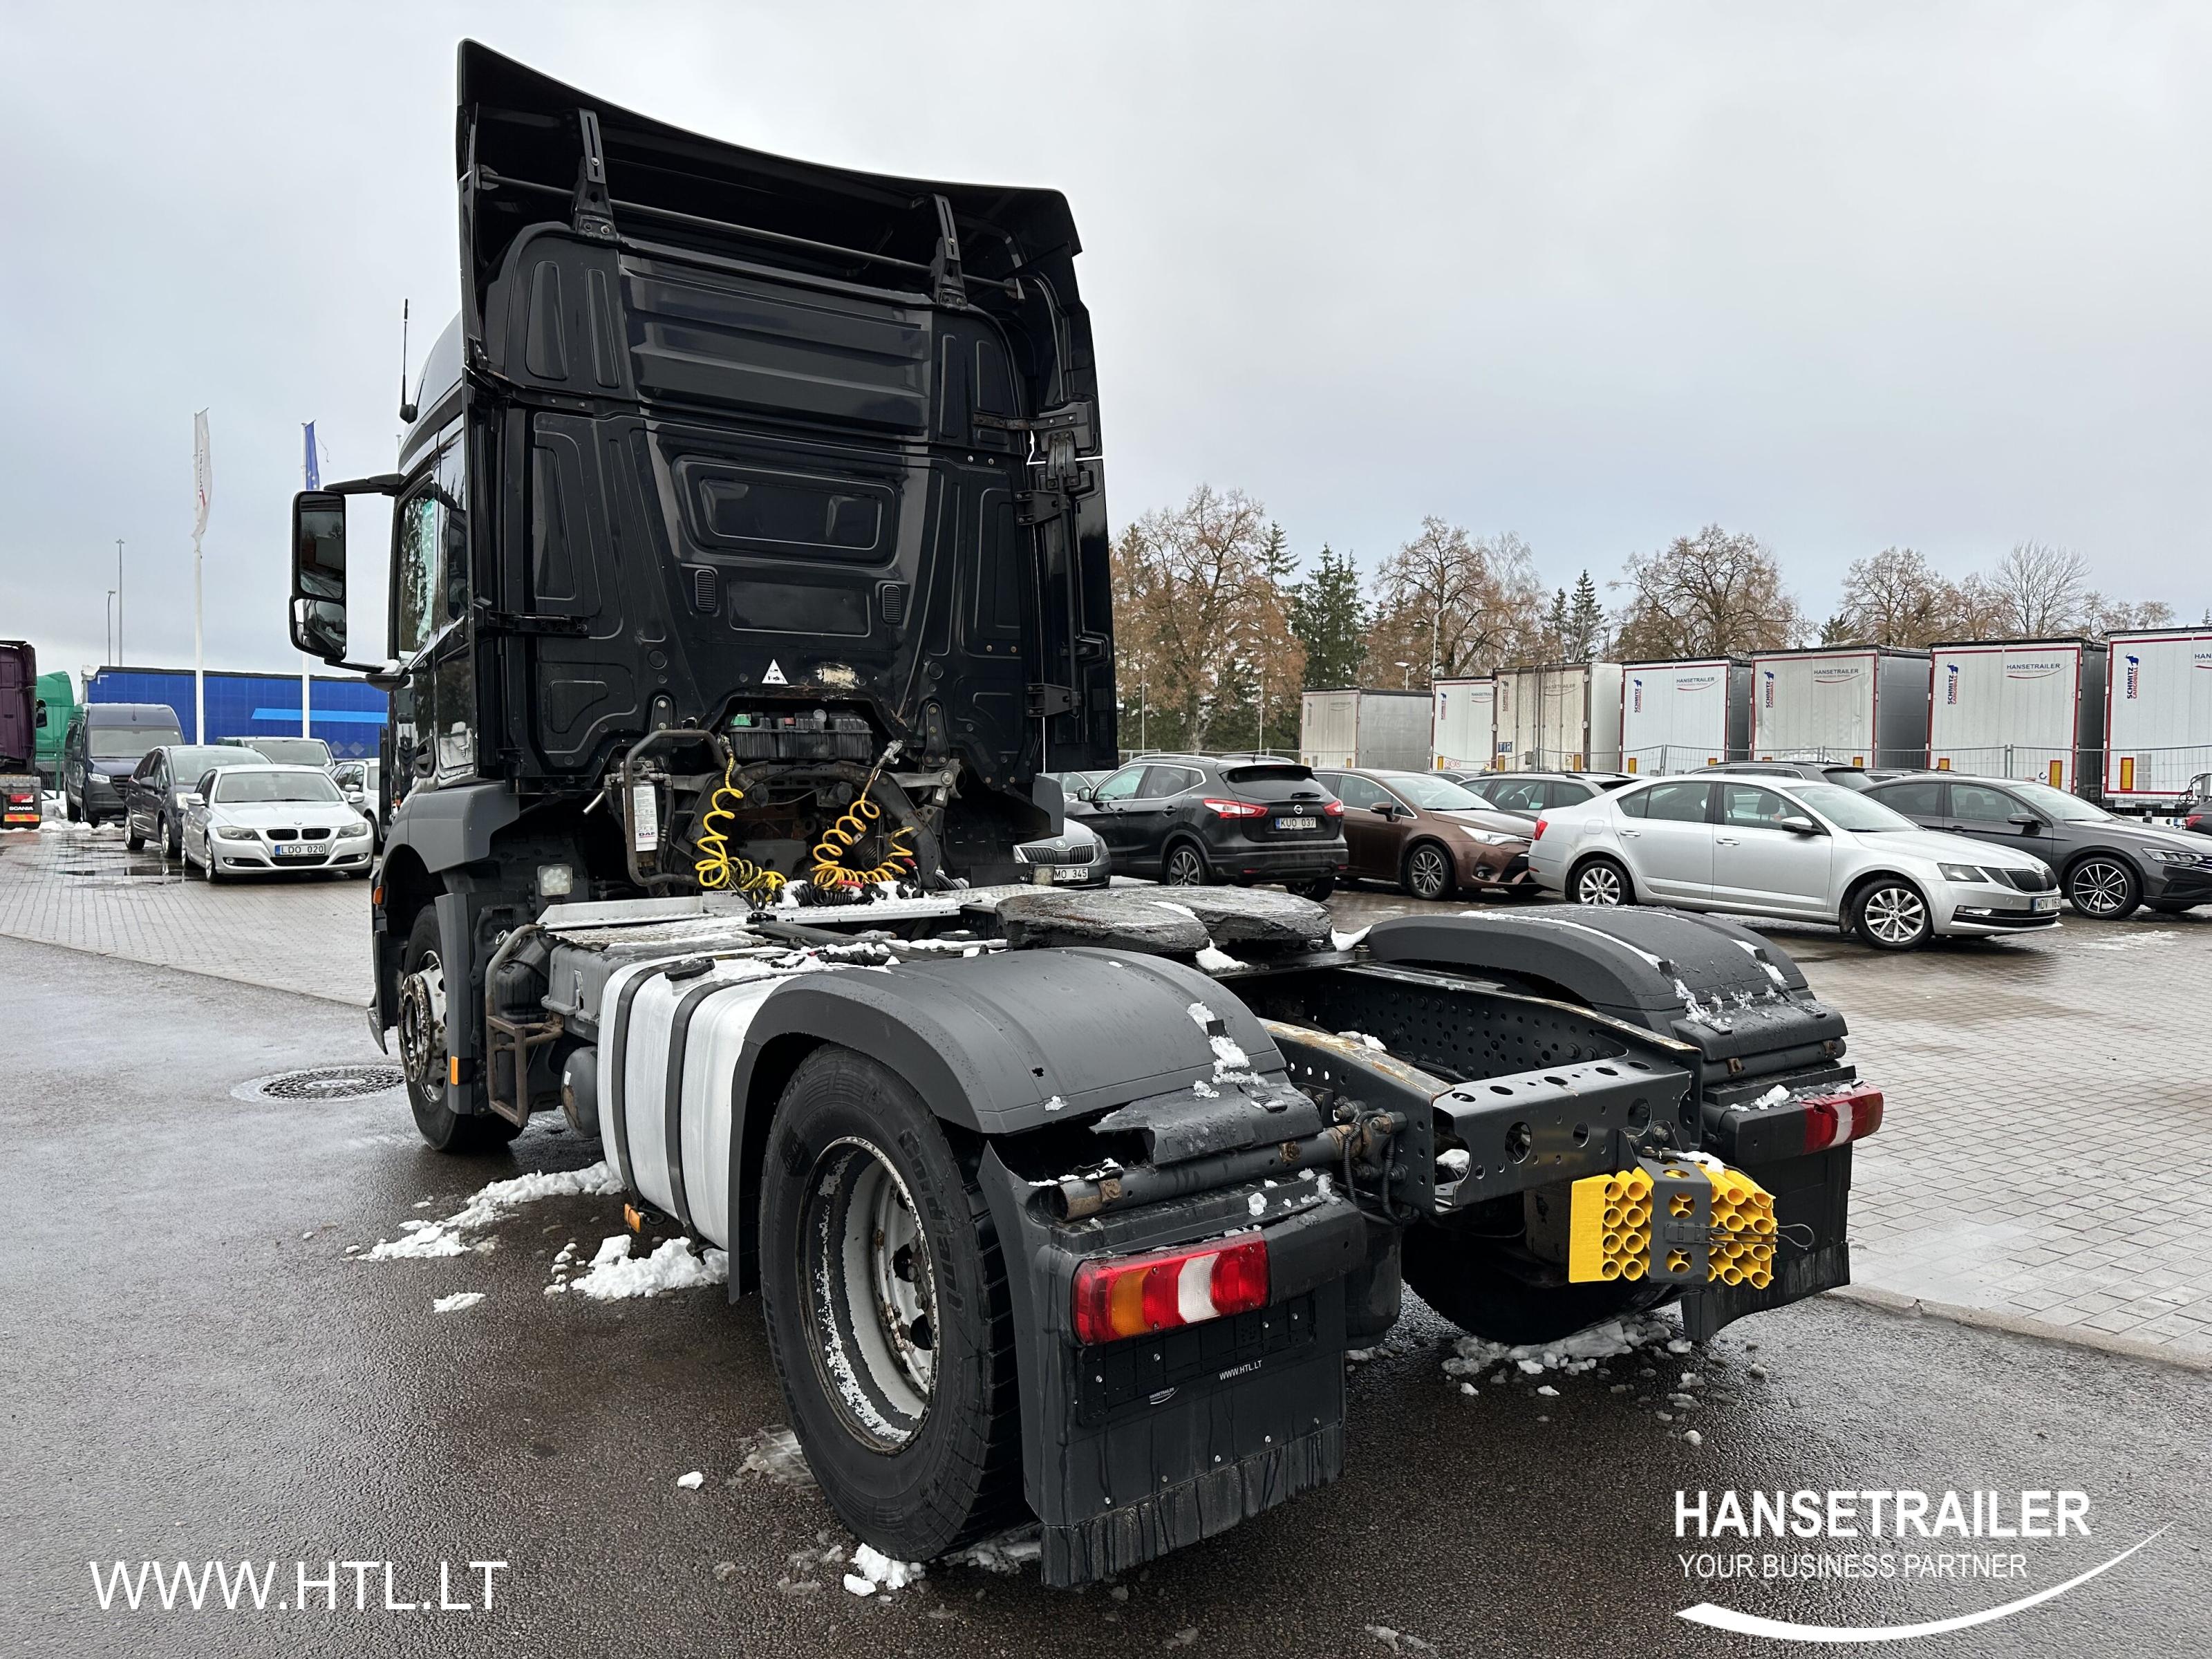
top-left (302, 421), bottom-right (315, 739)
top-left (191, 409), bottom-right (211, 743)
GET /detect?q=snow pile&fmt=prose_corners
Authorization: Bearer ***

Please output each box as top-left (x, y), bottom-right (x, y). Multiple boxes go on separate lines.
top-left (735, 1425), bottom-right (817, 1490)
top-left (1194, 944), bottom-right (1244, 973)
top-left (1330, 926), bottom-right (1370, 951)
top-left (945, 1526), bottom-right (1042, 1575)
top-left (1336, 1031), bottom-right (1387, 1050)
top-left (843, 1544), bottom-right (924, 1597)
top-left (1185, 1001), bottom-right (1257, 1085)
top-left (676, 1470), bottom-right (705, 1490)
top-left (1365, 1627), bottom-right (1437, 1653)
top-left (365, 1161), bottom-right (624, 1259)
top-left (2083, 930), bottom-right (2176, 951)
top-left (1436, 1149), bottom-right (1471, 1180)
top-left (1441, 1311), bottom-right (1682, 1382)
top-left (431, 1291), bottom-right (485, 1313)
top-left (568, 1235), bottom-right (728, 1301)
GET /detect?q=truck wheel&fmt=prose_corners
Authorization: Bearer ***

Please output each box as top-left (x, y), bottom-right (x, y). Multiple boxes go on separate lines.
top-left (1403, 1226), bottom-right (1664, 1346)
top-left (1161, 842), bottom-right (1210, 886)
top-left (2065, 856), bottom-right (2141, 920)
top-left (1571, 856), bottom-right (1632, 906)
top-left (759, 1047), bottom-right (1024, 1561)
top-left (1849, 877), bottom-right (1932, 950)
top-left (397, 908), bottom-right (521, 1154)
top-left (1403, 841), bottom-right (1455, 901)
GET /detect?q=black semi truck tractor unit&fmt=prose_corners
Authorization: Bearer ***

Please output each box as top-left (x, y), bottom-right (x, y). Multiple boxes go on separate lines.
top-left (290, 44), bottom-right (1883, 1585)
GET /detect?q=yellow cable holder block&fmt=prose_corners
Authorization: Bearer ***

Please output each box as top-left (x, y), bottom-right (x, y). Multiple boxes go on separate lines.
top-left (809, 762), bottom-right (919, 891)
top-left (1568, 1160), bottom-right (1775, 1289)
top-left (692, 760), bottom-right (787, 902)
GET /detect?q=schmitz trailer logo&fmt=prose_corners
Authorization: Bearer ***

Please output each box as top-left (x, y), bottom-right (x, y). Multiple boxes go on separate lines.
top-left (1763, 672), bottom-right (1774, 707)
top-left (1945, 664), bottom-right (1959, 704)
top-left (1632, 679), bottom-right (1643, 713)
top-left (2125, 655), bottom-right (2139, 697)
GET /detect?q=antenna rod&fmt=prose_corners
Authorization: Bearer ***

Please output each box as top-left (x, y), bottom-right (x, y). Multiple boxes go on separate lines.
top-left (397, 299), bottom-right (415, 422)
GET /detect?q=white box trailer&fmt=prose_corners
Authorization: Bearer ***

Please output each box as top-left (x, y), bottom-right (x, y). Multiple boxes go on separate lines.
top-left (1430, 676), bottom-right (1495, 770)
top-left (1493, 662), bottom-right (1624, 772)
top-left (1749, 646), bottom-right (1930, 769)
top-left (1927, 639), bottom-right (2107, 794)
top-left (2103, 628), bottom-right (2212, 805)
top-left (1297, 688), bottom-right (1432, 770)
top-left (1619, 659), bottom-right (1752, 775)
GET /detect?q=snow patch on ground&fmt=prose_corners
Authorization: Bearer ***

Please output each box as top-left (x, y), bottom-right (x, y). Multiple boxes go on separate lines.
top-left (1441, 1311), bottom-right (1682, 1381)
top-left (569, 1235), bottom-right (729, 1300)
top-left (2083, 930), bottom-right (2175, 951)
top-left (364, 1161), bottom-right (624, 1259)
top-left (431, 1291), bottom-right (485, 1313)
top-left (843, 1544), bottom-right (924, 1596)
top-left (944, 1526), bottom-right (1042, 1575)
top-left (1365, 1626), bottom-right (1437, 1653)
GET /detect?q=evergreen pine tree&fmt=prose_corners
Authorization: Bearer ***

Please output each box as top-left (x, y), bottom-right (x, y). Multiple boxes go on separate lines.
top-left (1289, 544), bottom-right (1369, 689)
top-left (1566, 570), bottom-right (1605, 658)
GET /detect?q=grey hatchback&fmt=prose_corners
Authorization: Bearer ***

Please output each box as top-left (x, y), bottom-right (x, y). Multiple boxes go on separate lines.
top-left (1862, 774), bottom-right (2212, 919)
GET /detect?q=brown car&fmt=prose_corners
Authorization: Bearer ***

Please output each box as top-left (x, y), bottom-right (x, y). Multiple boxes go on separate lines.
top-left (1310, 768), bottom-right (1540, 901)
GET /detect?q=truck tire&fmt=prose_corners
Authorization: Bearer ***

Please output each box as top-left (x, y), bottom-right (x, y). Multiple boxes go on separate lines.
top-left (759, 1047), bottom-right (1024, 1561)
top-left (398, 908), bottom-right (521, 1154)
top-left (1402, 1226), bottom-right (1664, 1346)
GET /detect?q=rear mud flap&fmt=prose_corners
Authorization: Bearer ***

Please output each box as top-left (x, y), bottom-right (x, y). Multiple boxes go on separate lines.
top-left (1680, 1240), bottom-right (1850, 1341)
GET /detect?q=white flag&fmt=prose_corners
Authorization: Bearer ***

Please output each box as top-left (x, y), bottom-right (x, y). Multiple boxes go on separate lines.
top-left (192, 409), bottom-right (212, 541)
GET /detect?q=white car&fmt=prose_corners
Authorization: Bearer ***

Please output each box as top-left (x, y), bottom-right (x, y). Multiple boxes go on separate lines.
top-left (1526, 774), bottom-right (2061, 950)
top-left (180, 764), bottom-right (377, 881)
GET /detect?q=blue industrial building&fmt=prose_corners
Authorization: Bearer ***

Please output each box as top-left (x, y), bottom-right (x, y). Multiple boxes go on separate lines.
top-left (85, 666), bottom-right (388, 759)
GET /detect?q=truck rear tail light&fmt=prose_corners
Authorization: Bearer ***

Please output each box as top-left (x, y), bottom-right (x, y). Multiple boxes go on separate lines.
top-left (1799, 1084), bottom-right (1883, 1152)
top-left (1071, 1237), bottom-right (1268, 1344)
top-left (1201, 798), bottom-right (1267, 818)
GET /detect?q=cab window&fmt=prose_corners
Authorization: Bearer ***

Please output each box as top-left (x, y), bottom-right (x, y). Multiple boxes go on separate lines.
top-left (394, 485), bottom-right (440, 659)
top-left (438, 438), bottom-right (471, 624)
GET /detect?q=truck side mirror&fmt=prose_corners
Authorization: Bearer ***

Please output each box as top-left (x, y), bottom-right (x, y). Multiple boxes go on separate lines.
top-left (290, 491), bottom-right (349, 661)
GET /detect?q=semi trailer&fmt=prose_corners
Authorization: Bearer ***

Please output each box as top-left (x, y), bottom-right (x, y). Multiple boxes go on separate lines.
top-left (1494, 662), bottom-right (1624, 772)
top-left (2103, 628), bottom-right (2212, 807)
top-left (1927, 638), bottom-right (2106, 796)
top-left (1618, 657), bottom-right (1752, 774)
top-left (1429, 675), bottom-right (1495, 770)
top-left (289, 44), bottom-right (1883, 1586)
top-left (1297, 687), bottom-right (1433, 769)
top-left (1, 641), bottom-right (41, 830)
top-left (1750, 646), bottom-right (1931, 769)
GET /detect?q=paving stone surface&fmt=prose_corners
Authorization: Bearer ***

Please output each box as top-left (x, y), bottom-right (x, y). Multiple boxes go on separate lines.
top-left (8, 809), bottom-right (2207, 1357)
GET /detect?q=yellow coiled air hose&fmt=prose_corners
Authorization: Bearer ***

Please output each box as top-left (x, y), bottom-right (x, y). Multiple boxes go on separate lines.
top-left (691, 761), bottom-right (787, 901)
top-left (809, 773), bottom-right (919, 891)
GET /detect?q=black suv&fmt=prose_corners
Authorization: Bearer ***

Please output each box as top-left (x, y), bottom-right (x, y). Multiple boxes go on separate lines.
top-left (1067, 755), bottom-right (1347, 896)
top-left (1863, 773), bottom-right (2212, 919)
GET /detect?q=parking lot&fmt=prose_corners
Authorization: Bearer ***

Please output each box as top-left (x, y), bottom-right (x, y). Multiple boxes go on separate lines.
top-left (6, 815), bottom-right (2209, 1656)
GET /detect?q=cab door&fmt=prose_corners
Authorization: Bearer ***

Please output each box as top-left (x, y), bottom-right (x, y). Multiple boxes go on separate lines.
top-left (391, 432), bottom-right (478, 789)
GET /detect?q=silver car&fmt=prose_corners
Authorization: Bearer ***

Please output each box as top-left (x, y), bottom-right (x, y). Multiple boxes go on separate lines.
top-left (181, 765), bottom-right (377, 881)
top-left (1525, 775), bottom-right (2062, 950)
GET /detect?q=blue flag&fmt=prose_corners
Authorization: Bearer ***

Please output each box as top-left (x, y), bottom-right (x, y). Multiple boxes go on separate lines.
top-left (303, 421), bottom-right (320, 490)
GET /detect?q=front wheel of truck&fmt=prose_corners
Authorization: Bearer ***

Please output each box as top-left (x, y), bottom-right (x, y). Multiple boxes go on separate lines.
top-left (759, 1047), bottom-right (1025, 1562)
top-left (1402, 1225), bottom-right (1665, 1346)
top-left (397, 908), bottom-right (521, 1154)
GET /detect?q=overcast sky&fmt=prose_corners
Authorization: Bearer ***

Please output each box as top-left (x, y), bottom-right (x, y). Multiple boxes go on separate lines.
top-left (6, 1), bottom-right (2209, 681)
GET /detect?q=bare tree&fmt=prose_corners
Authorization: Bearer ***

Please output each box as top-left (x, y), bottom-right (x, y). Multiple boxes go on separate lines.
top-left (1611, 526), bottom-right (1805, 659)
top-left (1367, 520), bottom-right (1544, 686)
top-left (1985, 542), bottom-right (2089, 635)
top-left (1109, 484), bottom-right (1302, 751)
top-left (2078, 593), bottom-right (2175, 640)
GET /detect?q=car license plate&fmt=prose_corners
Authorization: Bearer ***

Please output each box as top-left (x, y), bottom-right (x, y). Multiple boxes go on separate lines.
top-left (276, 843), bottom-right (328, 859)
top-left (1275, 816), bottom-right (1318, 831)
top-left (2032, 894), bottom-right (2059, 913)
top-left (1052, 866), bottom-right (1091, 883)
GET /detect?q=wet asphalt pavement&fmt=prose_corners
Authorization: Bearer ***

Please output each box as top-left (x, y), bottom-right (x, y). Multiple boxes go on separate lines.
top-left (6, 930), bottom-right (2211, 1659)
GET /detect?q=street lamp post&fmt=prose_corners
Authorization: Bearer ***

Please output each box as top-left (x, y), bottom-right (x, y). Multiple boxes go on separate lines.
top-left (1395, 661), bottom-right (1412, 688)
top-left (106, 590), bottom-right (118, 665)
top-left (114, 539), bottom-right (124, 662)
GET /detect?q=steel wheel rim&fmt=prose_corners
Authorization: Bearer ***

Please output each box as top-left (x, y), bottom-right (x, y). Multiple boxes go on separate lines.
top-left (1166, 849), bottom-right (1203, 885)
top-left (396, 950), bottom-right (447, 1087)
top-left (1864, 886), bottom-right (1925, 944)
top-left (800, 1136), bottom-right (938, 1451)
top-left (2072, 861), bottom-right (2128, 915)
top-left (1578, 865), bottom-right (1623, 906)
top-left (1410, 847), bottom-right (1448, 898)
